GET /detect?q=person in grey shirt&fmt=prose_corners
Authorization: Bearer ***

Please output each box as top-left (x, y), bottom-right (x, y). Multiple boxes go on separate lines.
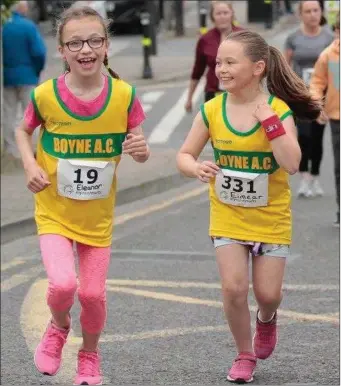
top-left (284, 0), bottom-right (333, 198)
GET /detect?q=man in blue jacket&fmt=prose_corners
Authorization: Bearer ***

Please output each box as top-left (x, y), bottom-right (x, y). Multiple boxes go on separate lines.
top-left (2, 0), bottom-right (46, 158)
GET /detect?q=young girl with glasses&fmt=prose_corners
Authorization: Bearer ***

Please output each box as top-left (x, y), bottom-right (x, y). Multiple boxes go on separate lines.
top-left (15, 5), bottom-right (149, 385)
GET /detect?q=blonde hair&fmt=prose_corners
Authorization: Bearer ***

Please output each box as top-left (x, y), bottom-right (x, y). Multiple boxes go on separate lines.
top-left (56, 5), bottom-right (119, 78)
top-left (210, 1), bottom-right (237, 25)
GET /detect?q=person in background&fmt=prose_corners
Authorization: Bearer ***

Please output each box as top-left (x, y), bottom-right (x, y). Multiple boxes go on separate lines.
top-left (310, 12), bottom-right (340, 226)
top-left (185, 1), bottom-right (243, 112)
top-left (2, 0), bottom-right (46, 159)
top-left (284, 0), bottom-right (333, 198)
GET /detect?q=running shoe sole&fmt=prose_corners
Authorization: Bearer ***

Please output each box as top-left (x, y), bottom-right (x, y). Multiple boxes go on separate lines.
top-left (227, 374), bottom-right (254, 383)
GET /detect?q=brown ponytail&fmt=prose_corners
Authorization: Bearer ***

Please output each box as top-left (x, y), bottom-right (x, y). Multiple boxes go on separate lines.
top-left (225, 30), bottom-right (322, 120)
top-left (267, 45), bottom-right (321, 120)
top-left (103, 53), bottom-right (120, 79)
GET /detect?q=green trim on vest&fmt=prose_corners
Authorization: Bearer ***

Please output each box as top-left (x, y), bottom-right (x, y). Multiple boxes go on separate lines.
top-left (52, 76), bottom-right (113, 121)
top-left (280, 110), bottom-right (293, 121)
top-left (128, 86), bottom-right (135, 113)
top-left (41, 130), bottom-right (126, 159)
top-left (200, 104), bottom-right (209, 128)
top-left (213, 147), bottom-right (279, 174)
top-left (222, 93), bottom-right (274, 137)
top-left (31, 88), bottom-right (43, 122)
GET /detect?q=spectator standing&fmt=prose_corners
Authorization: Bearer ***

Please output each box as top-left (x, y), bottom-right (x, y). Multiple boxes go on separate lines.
top-left (2, 0), bottom-right (46, 159)
top-left (185, 1), bottom-right (243, 112)
top-left (310, 13), bottom-right (340, 226)
top-left (284, 0), bottom-right (333, 198)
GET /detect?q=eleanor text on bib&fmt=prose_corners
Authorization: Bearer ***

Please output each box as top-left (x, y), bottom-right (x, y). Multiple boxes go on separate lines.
top-left (57, 159), bottom-right (115, 200)
top-left (215, 169), bottom-right (268, 207)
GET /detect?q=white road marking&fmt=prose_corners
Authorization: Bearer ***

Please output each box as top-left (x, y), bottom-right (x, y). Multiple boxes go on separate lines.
top-left (71, 320), bottom-right (295, 344)
top-left (107, 40), bottom-right (130, 58)
top-left (141, 103), bottom-right (153, 113)
top-left (147, 79), bottom-right (205, 144)
top-left (141, 91), bottom-right (164, 103)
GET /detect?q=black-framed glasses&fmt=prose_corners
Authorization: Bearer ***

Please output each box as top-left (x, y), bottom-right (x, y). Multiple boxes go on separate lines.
top-left (63, 37), bottom-right (106, 52)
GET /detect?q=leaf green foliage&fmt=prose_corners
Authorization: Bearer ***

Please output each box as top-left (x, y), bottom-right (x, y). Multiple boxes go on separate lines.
top-left (1, 0), bottom-right (19, 24)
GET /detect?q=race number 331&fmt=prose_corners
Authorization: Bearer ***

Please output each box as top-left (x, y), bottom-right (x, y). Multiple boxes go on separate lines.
top-left (57, 159), bottom-right (116, 200)
top-left (215, 169), bottom-right (269, 207)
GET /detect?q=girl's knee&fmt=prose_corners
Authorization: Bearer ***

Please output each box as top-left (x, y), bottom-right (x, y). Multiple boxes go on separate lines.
top-left (254, 287), bottom-right (282, 308)
top-left (78, 287), bottom-right (106, 306)
top-left (47, 277), bottom-right (77, 307)
top-left (221, 280), bottom-right (249, 304)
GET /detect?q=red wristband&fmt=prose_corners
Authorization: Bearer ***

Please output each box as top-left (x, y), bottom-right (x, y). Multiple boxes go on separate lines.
top-left (261, 115), bottom-right (286, 141)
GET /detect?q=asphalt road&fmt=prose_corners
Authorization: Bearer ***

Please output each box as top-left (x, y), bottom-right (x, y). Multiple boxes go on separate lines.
top-left (1, 158), bottom-right (339, 385)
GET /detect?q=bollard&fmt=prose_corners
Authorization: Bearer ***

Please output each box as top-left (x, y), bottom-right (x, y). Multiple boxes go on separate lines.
top-left (264, 0), bottom-right (273, 29)
top-left (174, 0), bottom-right (184, 36)
top-left (140, 11), bottom-right (153, 79)
top-left (199, 6), bottom-right (208, 35)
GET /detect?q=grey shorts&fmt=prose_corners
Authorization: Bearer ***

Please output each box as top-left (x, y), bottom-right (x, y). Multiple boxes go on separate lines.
top-left (212, 237), bottom-right (290, 258)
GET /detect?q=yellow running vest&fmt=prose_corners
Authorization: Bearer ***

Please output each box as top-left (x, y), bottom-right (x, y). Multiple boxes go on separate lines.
top-left (201, 93), bottom-right (293, 244)
top-left (32, 76), bottom-right (134, 247)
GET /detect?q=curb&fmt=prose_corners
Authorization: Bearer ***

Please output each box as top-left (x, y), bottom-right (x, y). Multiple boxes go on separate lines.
top-left (1, 171), bottom-right (192, 245)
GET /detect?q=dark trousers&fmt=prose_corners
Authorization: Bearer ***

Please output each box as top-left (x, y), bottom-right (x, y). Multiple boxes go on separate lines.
top-left (297, 119), bottom-right (326, 176)
top-left (330, 119), bottom-right (340, 214)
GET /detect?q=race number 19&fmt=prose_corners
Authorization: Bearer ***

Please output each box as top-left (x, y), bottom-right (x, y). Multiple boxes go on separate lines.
top-left (73, 168), bottom-right (99, 184)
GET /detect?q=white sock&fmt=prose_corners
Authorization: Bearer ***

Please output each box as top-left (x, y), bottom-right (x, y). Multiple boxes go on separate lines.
top-left (258, 312), bottom-right (275, 323)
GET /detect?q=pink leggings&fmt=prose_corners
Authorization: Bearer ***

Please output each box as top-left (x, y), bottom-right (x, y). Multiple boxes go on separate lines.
top-left (40, 234), bottom-right (111, 334)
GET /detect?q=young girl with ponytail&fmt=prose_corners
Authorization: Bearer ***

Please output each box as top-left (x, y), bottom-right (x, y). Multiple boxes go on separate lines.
top-left (177, 30), bottom-right (321, 384)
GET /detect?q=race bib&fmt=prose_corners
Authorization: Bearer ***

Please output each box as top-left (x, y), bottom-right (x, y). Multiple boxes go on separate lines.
top-left (215, 169), bottom-right (269, 207)
top-left (302, 68), bottom-right (314, 86)
top-left (57, 159), bottom-right (116, 200)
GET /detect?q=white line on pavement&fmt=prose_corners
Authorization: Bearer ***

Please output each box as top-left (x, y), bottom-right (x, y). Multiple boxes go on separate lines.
top-left (141, 103), bottom-right (153, 113)
top-left (141, 91), bottom-right (164, 103)
top-left (147, 79), bottom-right (205, 144)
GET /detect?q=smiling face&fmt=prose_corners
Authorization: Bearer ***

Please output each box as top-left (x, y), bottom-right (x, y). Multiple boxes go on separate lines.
top-left (58, 16), bottom-right (108, 77)
top-left (300, 1), bottom-right (322, 29)
top-left (215, 40), bottom-right (266, 93)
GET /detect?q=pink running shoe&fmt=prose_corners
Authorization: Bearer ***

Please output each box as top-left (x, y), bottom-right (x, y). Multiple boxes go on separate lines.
top-left (34, 320), bottom-right (70, 375)
top-left (227, 352), bottom-right (257, 383)
top-left (74, 350), bottom-right (103, 385)
top-left (253, 311), bottom-right (277, 360)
